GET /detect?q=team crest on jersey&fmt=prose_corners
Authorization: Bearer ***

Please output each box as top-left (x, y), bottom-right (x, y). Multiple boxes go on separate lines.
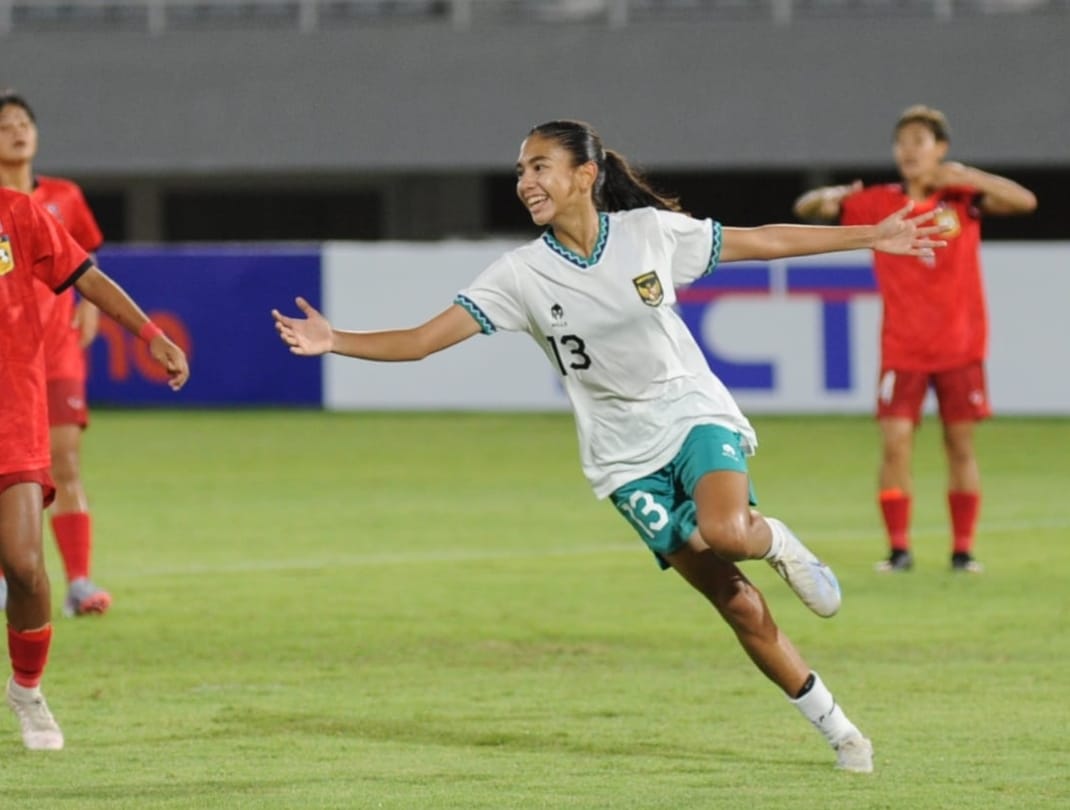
top-left (632, 271), bottom-right (663, 307)
top-left (0, 235), bottom-right (14, 276)
top-left (933, 205), bottom-right (960, 238)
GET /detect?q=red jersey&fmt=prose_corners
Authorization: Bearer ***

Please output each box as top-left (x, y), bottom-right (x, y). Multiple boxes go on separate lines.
top-left (31, 176), bottom-right (103, 381)
top-left (841, 183), bottom-right (986, 371)
top-left (0, 188), bottom-right (92, 474)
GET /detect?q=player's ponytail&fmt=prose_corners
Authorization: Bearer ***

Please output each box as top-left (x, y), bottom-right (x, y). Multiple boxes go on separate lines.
top-left (600, 149), bottom-right (681, 213)
top-left (528, 120), bottom-right (683, 214)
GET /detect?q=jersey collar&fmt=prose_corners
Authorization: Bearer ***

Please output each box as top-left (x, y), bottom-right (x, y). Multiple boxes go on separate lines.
top-left (541, 212), bottom-right (609, 269)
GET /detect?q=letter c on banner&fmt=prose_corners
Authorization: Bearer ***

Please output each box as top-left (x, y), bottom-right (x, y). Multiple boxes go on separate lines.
top-left (93, 310), bottom-right (192, 384)
top-left (676, 300), bottom-right (775, 390)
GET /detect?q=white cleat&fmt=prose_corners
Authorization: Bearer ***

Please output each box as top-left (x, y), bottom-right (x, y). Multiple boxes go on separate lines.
top-left (6, 677), bottom-right (64, 751)
top-left (835, 734), bottom-right (874, 773)
top-left (764, 518), bottom-right (842, 617)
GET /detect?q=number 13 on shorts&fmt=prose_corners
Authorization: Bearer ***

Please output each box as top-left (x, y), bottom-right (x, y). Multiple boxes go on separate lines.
top-left (618, 490), bottom-right (670, 538)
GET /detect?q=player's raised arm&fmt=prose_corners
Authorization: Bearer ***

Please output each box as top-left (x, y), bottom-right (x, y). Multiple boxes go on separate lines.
top-left (793, 180), bottom-right (863, 222)
top-left (74, 266), bottom-right (189, 390)
top-left (720, 204), bottom-right (946, 263)
top-left (272, 297), bottom-right (481, 361)
top-left (924, 161), bottom-right (1037, 217)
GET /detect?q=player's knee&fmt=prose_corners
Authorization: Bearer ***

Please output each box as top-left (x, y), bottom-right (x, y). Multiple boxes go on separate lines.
top-left (696, 511), bottom-right (751, 561)
top-left (882, 437), bottom-right (911, 464)
top-left (942, 433), bottom-right (974, 464)
top-left (50, 450), bottom-right (81, 486)
top-left (2, 554), bottom-right (48, 596)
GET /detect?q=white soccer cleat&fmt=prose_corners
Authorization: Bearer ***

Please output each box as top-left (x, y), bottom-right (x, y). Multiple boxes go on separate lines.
top-left (835, 734), bottom-right (874, 773)
top-left (764, 518), bottom-right (842, 617)
top-left (6, 677), bottom-right (64, 751)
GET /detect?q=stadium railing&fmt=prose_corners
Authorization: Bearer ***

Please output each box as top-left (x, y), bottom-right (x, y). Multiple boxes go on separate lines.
top-left (0, 0), bottom-right (1065, 36)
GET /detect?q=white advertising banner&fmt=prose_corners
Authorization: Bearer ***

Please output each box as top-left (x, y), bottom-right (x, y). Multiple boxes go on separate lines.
top-left (323, 241), bottom-right (568, 411)
top-left (323, 241), bottom-right (1070, 415)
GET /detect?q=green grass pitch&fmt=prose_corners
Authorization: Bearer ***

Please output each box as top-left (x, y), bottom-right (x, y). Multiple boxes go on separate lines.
top-left (4, 411), bottom-right (1067, 809)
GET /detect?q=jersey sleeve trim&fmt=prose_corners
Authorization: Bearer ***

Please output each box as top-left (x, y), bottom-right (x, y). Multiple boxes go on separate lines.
top-left (703, 221), bottom-right (723, 277)
top-left (54, 257), bottom-right (92, 294)
top-left (454, 293), bottom-right (497, 335)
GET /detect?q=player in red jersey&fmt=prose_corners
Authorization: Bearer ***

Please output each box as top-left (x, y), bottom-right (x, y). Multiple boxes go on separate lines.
top-left (0, 186), bottom-right (188, 749)
top-left (794, 105), bottom-right (1036, 573)
top-left (0, 91), bottom-right (111, 615)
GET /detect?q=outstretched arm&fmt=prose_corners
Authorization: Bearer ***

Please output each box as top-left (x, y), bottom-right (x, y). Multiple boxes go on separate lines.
top-left (74, 266), bottom-right (189, 390)
top-left (272, 298), bottom-right (482, 361)
top-left (720, 203), bottom-right (945, 263)
top-left (793, 180), bottom-right (863, 222)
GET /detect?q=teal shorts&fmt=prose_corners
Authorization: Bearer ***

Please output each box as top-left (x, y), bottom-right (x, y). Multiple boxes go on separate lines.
top-left (610, 424), bottom-right (757, 570)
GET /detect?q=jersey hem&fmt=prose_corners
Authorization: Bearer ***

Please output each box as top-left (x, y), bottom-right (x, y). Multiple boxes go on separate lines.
top-left (588, 416), bottom-right (755, 500)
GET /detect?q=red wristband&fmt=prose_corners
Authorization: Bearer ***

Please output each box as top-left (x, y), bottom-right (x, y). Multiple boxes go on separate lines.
top-left (138, 321), bottom-right (164, 343)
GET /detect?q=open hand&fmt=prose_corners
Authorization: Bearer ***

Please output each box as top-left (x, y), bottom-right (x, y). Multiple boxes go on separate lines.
top-left (872, 203), bottom-right (948, 257)
top-left (272, 296), bottom-right (333, 356)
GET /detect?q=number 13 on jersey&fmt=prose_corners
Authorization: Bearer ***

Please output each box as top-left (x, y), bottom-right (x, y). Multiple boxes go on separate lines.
top-left (546, 334), bottom-right (592, 375)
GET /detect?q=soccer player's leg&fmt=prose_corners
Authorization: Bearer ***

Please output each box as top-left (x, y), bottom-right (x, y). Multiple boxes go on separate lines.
top-left (679, 425), bottom-right (840, 618)
top-left (0, 474), bottom-right (64, 750)
top-left (935, 362), bottom-right (990, 572)
top-left (665, 534), bottom-right (871, 771)
top-left (875, 368), bottom-right (928, 572)
top-left (47, 378), bottom-right (111, 616)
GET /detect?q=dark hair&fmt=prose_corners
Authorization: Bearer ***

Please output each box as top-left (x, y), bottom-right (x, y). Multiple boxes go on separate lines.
top-left (894, 104), bottom-right (949, 143)
top-left (0, 89), bottom-right (35, 122)
top-left (528, 120), bottom-right (683, 213)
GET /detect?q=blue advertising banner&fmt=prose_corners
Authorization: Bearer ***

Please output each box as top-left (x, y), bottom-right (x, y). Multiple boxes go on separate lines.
top-left (676, 262), bottom-right (877, 393)
top-left (88, 246), bottom-right (322, 406)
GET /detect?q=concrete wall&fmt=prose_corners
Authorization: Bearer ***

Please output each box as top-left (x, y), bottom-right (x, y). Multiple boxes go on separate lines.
top-left (6, 13), bottom-right (1068, 176)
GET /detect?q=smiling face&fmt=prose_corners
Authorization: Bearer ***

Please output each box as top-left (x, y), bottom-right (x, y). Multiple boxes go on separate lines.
top-left (893, 120), bottom-right (947, 183)
top-left (0, 102), bottom-right (38, 167)
top-left (515, 133), bottom-right (597, 227)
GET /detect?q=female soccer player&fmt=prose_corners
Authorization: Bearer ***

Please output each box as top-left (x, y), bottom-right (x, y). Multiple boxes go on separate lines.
top-left (793, 105), bottom-right (1036, 573)
top-left (0, 90), bottom-right (111, 614)
top-left (0, 187), bottom-right (188, 750)
top-left (273, 120), bottom-right (946, 773)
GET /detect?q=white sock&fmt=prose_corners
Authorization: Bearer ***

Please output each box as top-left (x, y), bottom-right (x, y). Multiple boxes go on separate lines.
top-left (7, 679), bottom-right (40, 699)
top-left (764, 516), bottom-right (787, 560)
top-left (789, 672), bottom-right (860, 748)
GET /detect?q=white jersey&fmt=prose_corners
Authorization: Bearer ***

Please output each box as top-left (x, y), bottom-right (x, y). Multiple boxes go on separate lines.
top-left (456, 207), bottom-right (757, 499)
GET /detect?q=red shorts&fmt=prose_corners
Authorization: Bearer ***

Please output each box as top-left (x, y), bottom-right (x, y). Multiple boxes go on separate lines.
top-left (0, 469), bottom-right (56, 508)
top-left (47, 378), bottom-right (90, 429)
top-left (876, 361), bottom-right (991, 425)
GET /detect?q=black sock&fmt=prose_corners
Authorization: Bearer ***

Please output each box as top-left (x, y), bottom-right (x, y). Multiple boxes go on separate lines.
top-left (794, 672), bottom-right (816, 699)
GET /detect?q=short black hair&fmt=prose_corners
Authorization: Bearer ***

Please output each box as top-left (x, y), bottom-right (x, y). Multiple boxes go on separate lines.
top-left (0, 90), bottom-right (36, 122)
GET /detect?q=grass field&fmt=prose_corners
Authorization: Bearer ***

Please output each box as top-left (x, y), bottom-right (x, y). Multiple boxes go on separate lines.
top-left (4, 411), bottom-right (1067, 809)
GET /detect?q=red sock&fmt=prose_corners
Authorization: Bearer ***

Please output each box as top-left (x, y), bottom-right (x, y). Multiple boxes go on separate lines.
top-left (949, 491), bottom-right (981, 555)
top-left (8, 625), bottom-right (52, 688)
top-left (879, 489), bottom-right (911, 552)
top-left (52, 512), bottom-right (92, 583)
